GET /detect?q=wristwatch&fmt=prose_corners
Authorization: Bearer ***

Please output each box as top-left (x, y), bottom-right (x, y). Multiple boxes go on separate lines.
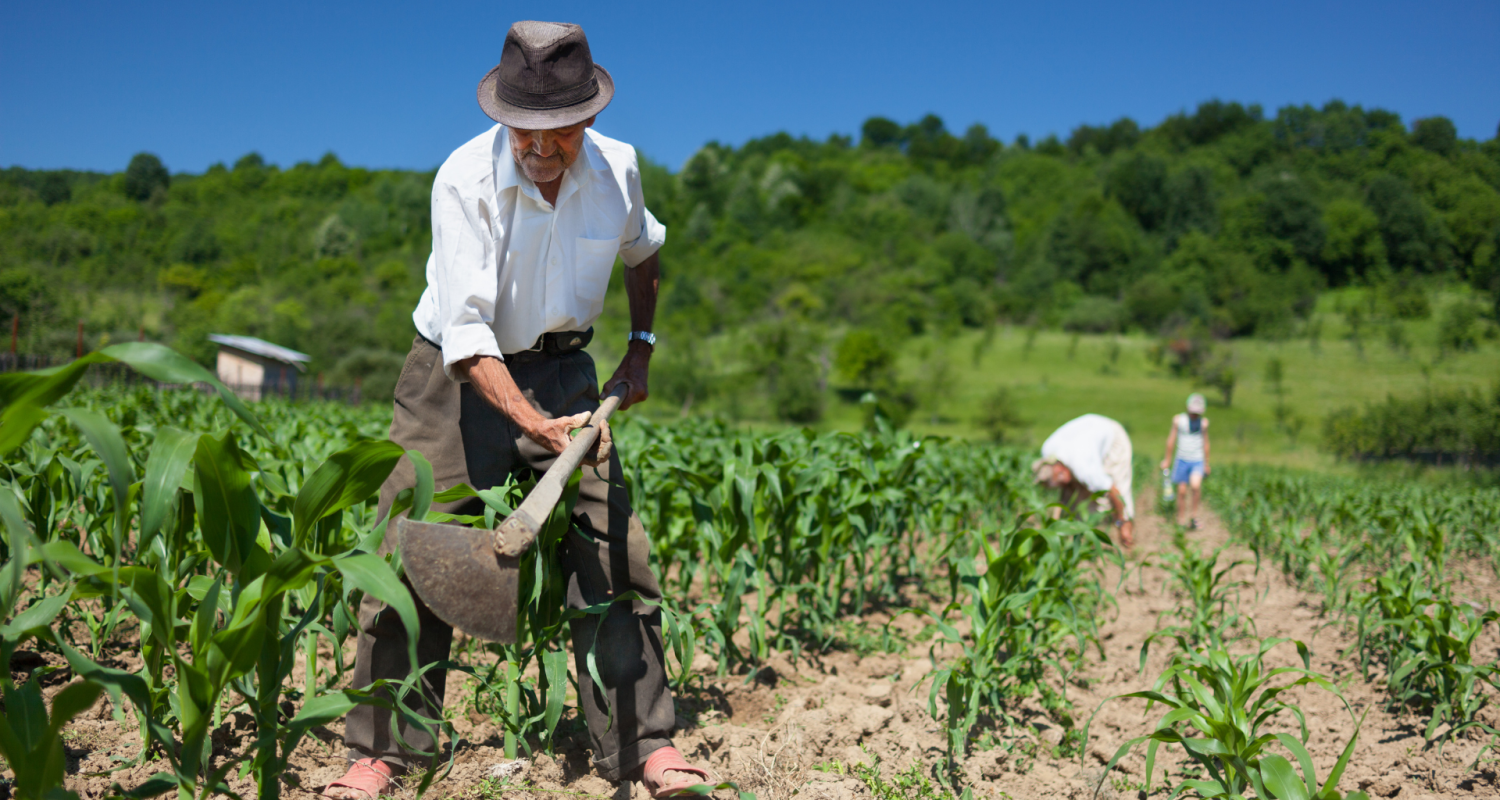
top-left (627, 330), bottom-right (656, 349)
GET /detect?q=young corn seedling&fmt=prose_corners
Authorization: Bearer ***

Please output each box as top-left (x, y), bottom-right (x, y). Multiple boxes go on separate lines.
top-left (1153, 543), bottom-right (1253, 649)
top-left (1087, 636), bottom-right (1367, 800)
top-left (2, 346), bottom-right (437, 800)
top-left (921, 510), bottom-right (1115, 783)
top-left (1312, 538), bottom-right (1361, 616)
top-left (1354, 560), bottom-right (1500, 744)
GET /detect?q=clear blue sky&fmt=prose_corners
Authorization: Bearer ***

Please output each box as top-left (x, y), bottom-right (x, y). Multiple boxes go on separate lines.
top-left (2, 0), bottom-right (1496, 174)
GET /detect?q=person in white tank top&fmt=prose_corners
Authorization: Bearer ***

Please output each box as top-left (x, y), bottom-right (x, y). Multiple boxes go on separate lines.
top-left (1160, 393), bottom-right (1211, 529)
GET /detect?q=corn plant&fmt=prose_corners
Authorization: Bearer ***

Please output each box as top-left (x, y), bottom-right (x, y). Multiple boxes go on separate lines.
top-left (918, 505), bottom-right (1116, 780)
top-left (1208, 465), bottom-right (1497, 578)
top-left (1, 345), bottom-right (434, 800)
top-left (0, 522), bottom-right (101, 800)
top-left (3, 347), bottom-right (1089, 800)
top-left (1149, 543), bottom-right (1253, 651)
top-left (1311, 538), bottom-right (1361, 616)
top-left (1087, 636), bottom-right (1366, 800)
top-left (431, 460), bottom-right (699, 760)
top-left (619, 418), bottom-right (1040, 672)
top-left (1354, 560), bottom-right (1500, 743)
top-left (1208, 465), bottom-right (1500, 755)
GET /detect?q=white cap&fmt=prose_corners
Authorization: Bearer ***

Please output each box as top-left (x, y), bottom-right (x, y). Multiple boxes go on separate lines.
top-left (1187, 393), bottom-right (1206, 414)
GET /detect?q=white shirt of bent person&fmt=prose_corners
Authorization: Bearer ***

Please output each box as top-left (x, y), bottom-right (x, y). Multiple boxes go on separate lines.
top-left (1040, 413), bottom-right (1130, 496)
top-left (412, 125), bottom-right (667, 379)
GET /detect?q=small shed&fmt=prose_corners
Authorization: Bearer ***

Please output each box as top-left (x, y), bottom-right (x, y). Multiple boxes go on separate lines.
top-left (210, 334), bottom-right (311, 401)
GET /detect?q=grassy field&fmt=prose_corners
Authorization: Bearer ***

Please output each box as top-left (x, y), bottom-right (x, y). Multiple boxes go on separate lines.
top-left (887, 297), bottom-right (1499, 470)
top-left (596, 286), bottom-right (1500, 471)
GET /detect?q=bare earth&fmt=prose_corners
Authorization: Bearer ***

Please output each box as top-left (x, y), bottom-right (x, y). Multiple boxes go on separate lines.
top-left (17, 490), bottom-right (1500, 800)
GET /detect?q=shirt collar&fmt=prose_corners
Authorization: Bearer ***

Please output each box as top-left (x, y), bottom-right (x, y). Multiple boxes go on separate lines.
top-left (492, 126), bottom-right (608, 205)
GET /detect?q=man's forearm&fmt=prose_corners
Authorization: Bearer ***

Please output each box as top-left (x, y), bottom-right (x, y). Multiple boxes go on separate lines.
top-left (627, 252), bottom-right (659, 333)
top-left (462, 356), bottom-right (541, 426)
top-left (461, 355), bottom-right (605, 458)
top-left (1108, 487), bottom-right (1127, 520)
top-left (604, 251), bottom-right (658, 409)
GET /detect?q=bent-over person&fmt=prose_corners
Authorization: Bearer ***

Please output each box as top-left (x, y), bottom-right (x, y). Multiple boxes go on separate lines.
top-left (1032, 414), bottom-right (1135, 547)
top-left (322, 21), bottom-right (709, 800)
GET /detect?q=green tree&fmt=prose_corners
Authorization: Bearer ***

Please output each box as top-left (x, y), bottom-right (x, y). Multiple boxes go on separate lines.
top-left (1164, 166), bottom-right (1218, 243)
top-left (861, 117), bottom-right (902, 148)
top-left (1321, 197), bottom-right (1387, 282)
top-left (1367, 174), bottom-right (1442, 273)
top-left (1259, 176), bottom-right (1326, 265)
top-left (123, 152), bottom-right (169, 201)
top-left (834, 329), bottom-right (895, 388)
top-left (0, 268), bottom-right (55, 320)
top-left (1411, 116), bottom-right (1458, 156)
top-left (977, 386), bottom-right (1026, 442)
top-left (1106, 152), bottom-right (1168, 231)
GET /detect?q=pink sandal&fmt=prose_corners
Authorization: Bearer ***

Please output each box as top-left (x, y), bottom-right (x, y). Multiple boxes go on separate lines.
top-left (642, 747), bottom-right (712, 798)
top-left (322, 758), bottom-right (393, 800)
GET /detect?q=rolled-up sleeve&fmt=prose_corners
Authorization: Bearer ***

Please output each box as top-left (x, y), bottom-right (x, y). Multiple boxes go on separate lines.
top-left (617, 153), bottom-right (667, 267)
top-left (430, 178), bottom-right (503, 378)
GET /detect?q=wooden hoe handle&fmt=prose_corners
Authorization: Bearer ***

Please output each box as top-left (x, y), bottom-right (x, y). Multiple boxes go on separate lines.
top-left (492, 383), bottom-right (628, 557)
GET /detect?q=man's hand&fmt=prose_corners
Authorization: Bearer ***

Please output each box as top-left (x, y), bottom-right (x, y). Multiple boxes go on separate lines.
top-left (602, 341), bottom-right (651, 410)
top-left (517, 411), bottom-right (612, 466)
top-left (462, 355), bottom-right (612, 464)
top-left (1159, 458), bottom-right (1171, 471)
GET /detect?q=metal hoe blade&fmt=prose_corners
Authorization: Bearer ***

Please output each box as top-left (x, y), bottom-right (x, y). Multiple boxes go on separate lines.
top-left (395, 383), bottom-right (627, 645)
top-left (399, 517), bottom-right (519, 643)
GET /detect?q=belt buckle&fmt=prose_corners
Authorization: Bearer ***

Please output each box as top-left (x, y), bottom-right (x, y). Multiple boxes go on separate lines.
top-left (523, 335), bottom-right (545, 354)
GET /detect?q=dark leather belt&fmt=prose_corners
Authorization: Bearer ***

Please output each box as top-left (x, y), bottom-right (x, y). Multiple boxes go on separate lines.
top-left (418, 327), bottom-right (593, 359)
top-left (506, 327), bottom-right (593, 357)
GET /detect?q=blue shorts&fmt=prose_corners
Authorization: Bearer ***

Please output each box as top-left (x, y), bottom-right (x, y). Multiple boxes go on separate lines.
top-left (1172, 459), bottom-right (1204, 485)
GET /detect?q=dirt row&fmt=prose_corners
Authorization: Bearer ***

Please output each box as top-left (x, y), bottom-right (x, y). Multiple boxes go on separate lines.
top-left (15, 491), bottom-right (1500, 800)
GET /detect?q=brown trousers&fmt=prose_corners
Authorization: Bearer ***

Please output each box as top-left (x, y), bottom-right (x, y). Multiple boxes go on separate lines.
top-left (345, 336), bottom-right (675, 781)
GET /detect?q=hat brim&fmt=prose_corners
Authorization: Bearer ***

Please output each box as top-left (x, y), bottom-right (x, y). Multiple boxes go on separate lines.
top-left (477, 64), bottom-right (614, 129)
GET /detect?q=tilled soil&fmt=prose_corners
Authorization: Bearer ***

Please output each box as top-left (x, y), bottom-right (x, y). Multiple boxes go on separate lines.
top-left (15, 490), bottom-right (1500, 800)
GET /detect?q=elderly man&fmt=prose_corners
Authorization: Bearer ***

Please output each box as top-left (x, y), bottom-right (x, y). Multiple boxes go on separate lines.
top-left (323, 21), bottom-right (708, 800)
top-left (1032, 413), bottom-right (1135, 547)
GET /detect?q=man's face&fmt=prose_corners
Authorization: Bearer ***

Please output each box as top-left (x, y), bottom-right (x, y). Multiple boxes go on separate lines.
top-left (1048, 463), bottom-right (1074, 488)
top-left (508, 116), bottom-right (595, 184)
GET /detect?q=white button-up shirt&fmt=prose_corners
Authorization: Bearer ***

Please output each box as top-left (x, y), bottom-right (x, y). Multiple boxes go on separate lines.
top-left (412, 124), bottom-right (666, 378)
top-left (1040, 414), bottom-right (1126, 493)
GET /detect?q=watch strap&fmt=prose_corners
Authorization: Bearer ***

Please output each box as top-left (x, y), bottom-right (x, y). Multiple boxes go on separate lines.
top-left (628, 330), bottom-right (656, 347)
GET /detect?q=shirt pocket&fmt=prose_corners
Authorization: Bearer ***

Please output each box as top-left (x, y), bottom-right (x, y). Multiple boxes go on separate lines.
top-left (573, 235), bottom-right (620, 313)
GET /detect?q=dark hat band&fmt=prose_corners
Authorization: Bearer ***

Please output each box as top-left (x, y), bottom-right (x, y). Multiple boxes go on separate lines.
top-left (497, 75), bottom-right (599, 110)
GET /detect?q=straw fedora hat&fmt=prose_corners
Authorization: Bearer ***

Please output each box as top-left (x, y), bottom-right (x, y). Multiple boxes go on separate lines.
top-left (477, 21), bottom-right (614, 130)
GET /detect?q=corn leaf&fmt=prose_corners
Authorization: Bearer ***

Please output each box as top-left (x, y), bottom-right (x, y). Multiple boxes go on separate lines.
top-left (140, 427), bottom-right (199, 547)
top-left (291, 440), bottom-right (404, 549)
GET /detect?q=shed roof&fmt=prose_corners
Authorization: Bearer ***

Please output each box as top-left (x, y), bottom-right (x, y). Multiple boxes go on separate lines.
top-left (209, 334), bottom-right (311, 367)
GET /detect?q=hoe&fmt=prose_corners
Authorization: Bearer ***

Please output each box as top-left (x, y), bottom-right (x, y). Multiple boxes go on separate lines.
top-left (396, 383), bottom-right (627, 642)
